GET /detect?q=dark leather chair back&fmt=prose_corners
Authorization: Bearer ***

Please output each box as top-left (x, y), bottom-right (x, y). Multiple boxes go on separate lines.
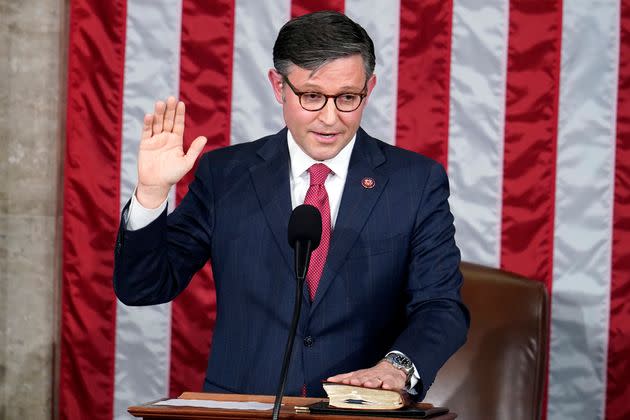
top-left (424, 262), bottom-right (548, 420)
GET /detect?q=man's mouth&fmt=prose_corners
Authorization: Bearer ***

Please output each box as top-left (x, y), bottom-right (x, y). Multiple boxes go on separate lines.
top-left (313, 131), bottom-right (339, 141)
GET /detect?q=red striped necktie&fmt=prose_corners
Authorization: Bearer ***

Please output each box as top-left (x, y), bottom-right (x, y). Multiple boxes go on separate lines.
top-left (303, 163), bottom-right (332, 301)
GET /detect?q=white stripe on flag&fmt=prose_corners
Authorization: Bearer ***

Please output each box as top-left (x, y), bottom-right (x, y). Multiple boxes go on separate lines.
top-left (230, 0), bottom-right (290, 144)
top-left (114, 1), bottom-right (182, 418)
top-left (447, 0), bottom-right (510, 267)
top-left (345, 0), bottom-right (400, 144)
top-left (549, 1), bottom-right (619, 419)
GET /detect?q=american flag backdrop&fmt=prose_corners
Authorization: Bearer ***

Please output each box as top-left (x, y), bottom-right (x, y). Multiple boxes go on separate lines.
top-left (60, 1), bottom-right (629, 419)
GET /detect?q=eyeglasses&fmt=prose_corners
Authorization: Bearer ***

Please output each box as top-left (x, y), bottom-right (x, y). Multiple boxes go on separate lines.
top-left (282, 76), bottom-right (367, 112)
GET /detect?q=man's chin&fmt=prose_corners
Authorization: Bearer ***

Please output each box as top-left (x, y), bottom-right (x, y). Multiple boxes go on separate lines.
top-left (304, 142), bottom-right (341, 161)
top-left (307, 151), bottom-right (336, 161)
top-left (304, 136), bottom-right (350, 161)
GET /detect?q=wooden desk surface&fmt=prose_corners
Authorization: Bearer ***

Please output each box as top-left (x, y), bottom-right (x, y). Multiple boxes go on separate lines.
top-left (128, 392), bottom-right (457, 420)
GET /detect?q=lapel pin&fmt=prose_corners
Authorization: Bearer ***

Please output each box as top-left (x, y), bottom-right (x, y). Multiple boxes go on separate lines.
top-left (361, 177), bottom-right (375, 189)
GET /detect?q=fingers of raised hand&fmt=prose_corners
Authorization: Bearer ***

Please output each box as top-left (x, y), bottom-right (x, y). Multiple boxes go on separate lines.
top-left (173, 101), bottom-right (186, 137)
top-left (145, 98), bottom-right (184, 140)
top-left (184, 136), bottom-right (208, 168)
top-left (142, 113), bottom-right (154, 140)
top-left (163, 96), bottom-right (178, 132)
top-left (152, 100), bottom-right (167, 135)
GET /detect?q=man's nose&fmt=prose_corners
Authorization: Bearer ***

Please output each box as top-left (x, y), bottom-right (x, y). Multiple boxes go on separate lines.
top-left (317, 98), bottom-right (339, 125)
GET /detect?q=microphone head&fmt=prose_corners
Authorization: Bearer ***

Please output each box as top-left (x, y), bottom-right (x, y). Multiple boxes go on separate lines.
top-left (288, 204), bottom-right (322, 250)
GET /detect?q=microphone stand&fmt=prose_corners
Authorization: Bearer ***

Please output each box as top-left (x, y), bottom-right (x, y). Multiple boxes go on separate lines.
top-left (271, 240), bottom-right (311, 420)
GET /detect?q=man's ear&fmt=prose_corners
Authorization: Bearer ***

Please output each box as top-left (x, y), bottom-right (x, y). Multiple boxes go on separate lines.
top-left (362, 74), bottom-right (377, 107)
top-left (268, 69), bottom-right (285, 104)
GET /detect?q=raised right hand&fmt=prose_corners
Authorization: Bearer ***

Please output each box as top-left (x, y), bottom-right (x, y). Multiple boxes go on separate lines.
top-left (136, 96), bottom-right (207, 208)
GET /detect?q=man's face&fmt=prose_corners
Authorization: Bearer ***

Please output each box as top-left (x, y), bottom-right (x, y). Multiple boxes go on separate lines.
top-left (269, 55), bottom-right (377, 161)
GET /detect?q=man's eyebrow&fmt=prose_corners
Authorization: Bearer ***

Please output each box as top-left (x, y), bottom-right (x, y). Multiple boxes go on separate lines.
top-left (300, 82), bottom-right (364, 92)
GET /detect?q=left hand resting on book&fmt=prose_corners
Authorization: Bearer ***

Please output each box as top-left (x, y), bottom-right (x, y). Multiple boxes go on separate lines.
top-left (326, 360), bottom-right (407, 390)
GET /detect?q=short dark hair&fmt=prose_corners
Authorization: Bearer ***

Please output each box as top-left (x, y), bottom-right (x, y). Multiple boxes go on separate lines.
top-left (273, 11), bottom-right (376, 79)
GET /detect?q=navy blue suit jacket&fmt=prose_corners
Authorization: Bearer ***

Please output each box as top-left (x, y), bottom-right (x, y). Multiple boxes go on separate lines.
top-left (114, 127), bottom-right (469, 398)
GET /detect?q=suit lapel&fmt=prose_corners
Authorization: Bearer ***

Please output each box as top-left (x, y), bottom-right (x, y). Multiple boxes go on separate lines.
top-left (310, 129), bottom-right (389, 313)
top-left (249, 129), bottom-right (295, 279)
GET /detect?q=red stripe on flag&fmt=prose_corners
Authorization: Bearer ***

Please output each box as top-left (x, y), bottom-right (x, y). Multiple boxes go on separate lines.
top-left (60, 0), bottom-right (127, 418)
top-left (169, 0), bottom-right (235, 397)
top-left (606, 1), bottom-right (630, 419)
top-left (500, 2), bottom-right (563, 419)
top-left (501, 2), bottom-right (562, 290)
top-left (291, 0), bottom-right (344, 18)
top-left (395, 0), bottom-right (452, 169)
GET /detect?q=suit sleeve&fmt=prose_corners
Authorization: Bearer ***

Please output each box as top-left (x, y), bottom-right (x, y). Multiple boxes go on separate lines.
top-left (390, 161), bottom-right (470, 397)
top-left (113, 154), bottom-right (215, 305)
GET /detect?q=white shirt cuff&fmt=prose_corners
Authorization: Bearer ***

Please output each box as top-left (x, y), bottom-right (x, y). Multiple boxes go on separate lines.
top-left (126, 190), bottom-right (168, 231)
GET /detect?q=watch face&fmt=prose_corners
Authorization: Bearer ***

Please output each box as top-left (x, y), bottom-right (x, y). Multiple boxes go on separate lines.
top-left (394, 354), bottom-right (412, 370)
top-left (386, 353), bottom-right (412, 372)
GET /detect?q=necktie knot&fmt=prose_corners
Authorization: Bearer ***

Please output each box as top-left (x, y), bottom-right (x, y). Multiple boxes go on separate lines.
top-left (308, 163), bottom-right (331, 186)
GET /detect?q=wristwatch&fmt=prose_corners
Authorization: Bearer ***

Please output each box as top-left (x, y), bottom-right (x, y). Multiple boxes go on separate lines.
top-left (383, 352), bottom-right (415, 386)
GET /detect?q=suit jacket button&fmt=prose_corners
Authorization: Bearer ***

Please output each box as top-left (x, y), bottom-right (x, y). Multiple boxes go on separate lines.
top-left (303, 336), bottom-right (314, 347)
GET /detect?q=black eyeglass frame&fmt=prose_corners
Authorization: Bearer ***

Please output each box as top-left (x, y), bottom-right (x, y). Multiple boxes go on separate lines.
top-left (282, 76), bottom-right (368, 112)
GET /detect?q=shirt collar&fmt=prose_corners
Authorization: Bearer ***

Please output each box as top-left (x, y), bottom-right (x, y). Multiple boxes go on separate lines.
top-left (287, 129), bottom-right (355, 181)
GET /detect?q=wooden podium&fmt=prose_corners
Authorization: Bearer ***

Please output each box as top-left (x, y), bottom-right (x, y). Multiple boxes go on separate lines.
top-left (128, 392), bottom-right (457, 419)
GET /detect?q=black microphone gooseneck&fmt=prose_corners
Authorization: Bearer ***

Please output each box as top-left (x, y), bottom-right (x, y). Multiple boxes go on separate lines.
top-left (272, 205), bottom-right (322, 420)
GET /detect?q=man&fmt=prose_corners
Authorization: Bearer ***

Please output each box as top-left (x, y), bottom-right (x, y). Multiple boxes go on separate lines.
top-left (114, 11), bottom-right (469, 399)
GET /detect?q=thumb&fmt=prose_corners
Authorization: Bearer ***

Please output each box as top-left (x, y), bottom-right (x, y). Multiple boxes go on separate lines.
top-left (184, 136), bottom-right (208, 168)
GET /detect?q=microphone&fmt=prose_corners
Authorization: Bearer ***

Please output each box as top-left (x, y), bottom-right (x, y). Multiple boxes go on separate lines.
top-left (272, 205), bottom-right (322, 420)
top-left (288, 204), bottom-right (322, 279)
